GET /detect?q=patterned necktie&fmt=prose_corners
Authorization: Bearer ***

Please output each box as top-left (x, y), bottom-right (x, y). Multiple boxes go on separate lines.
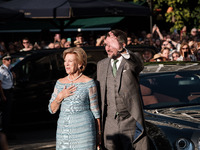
top-left (112, 59), bottom-right (118, 77)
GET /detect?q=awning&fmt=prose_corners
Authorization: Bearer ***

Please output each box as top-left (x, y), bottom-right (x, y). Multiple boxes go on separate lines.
top-left (0, 17), bottom-right (124, 32)
top-left (0, 0), bottom-right (150, 19)
top-left (64, 17), bottom-right (124, 31)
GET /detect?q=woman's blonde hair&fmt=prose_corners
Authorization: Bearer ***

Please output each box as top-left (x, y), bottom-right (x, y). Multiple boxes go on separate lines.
top-left (63, 47), bottom-right (87, 72)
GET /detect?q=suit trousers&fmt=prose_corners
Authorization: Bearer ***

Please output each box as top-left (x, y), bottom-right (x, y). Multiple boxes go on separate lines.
top-left (104, 113), bottom-right (136, 150)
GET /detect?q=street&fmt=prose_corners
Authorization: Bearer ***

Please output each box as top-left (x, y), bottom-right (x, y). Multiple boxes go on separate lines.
top-left (7, 125), bottom-right (56, 150)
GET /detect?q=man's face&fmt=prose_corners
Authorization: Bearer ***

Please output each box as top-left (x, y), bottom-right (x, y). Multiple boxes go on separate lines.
top-left (3, 58), bottom-right (11, 66)
top-left (143, 51), bottom-right (152, 60)
top-left (104, 36), bottom-right (121, 59)
top-left (23, 40), bottom-right (30, 48)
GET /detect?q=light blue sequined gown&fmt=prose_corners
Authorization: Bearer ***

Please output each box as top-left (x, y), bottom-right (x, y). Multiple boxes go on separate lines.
top-left (48, 79), bottom-right (100, 150)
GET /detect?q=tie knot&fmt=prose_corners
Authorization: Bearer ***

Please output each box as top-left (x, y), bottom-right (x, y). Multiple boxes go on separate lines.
top-left (114, 59), bottom-right (118, 64)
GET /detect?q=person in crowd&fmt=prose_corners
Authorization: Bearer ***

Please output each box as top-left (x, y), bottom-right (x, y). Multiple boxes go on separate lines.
top-left (196, 49), bottom-right (200, 61)
top-left (48, 47), bottom-right (101, 150)
top-left (54, 33), bottom-right (61, 43)
top-left (190, 44), bottom-right (197, 61)
top-left (74, 33), bottom-right (88, 47)
top-left (47, 42), bottom-right (55, 49)
top-left (60, 38), bottom-right (66, 48)
top-left (13, 41), bottom-right (23, 52)
top-left (97, 29), bottom-right (149, 150)
top-left (142, 37), bottom-right (153, 46)
top-left (189, 28), bottom-right (198, 41)
top-left (0, 49), bottom-right (5, 59)
top-left (127, 36), bottom-right (133, 46)
top-left (161, 40), bottom-right (174, 51)
top-left (0, 54), bottom-right (14, 136)
top-left (152, 24), bottom-right (164, 41)
top-left (176, 42), bottom-right (194, 61)
top-left (20, 37), bottom-right (33, 52)
top-left (0, 42), bottom-right (7, 52)
top-left (33, 42), bottom-right (41, 50)
top-left (63, 41), bottom-right (71, 48)
top-left (142, 49), bottom-right (153, 62)
top-left (74, 40), bottom-right (83, 47)
top-left (161, 47), bottom-right (171, 61)
top-left (153, 39), bottom-right (162, 52)
top-left (54, 42), bottom-right (61, 49)
top-left (180, 26), bottom-right (187, 41)
top-left (7, 42), bottom-right (17, 54)
top-left (150, 53), bottom-right (167, 62)
top-left (171, 51), bottom-right (180, 61)
top-left (96, 35), bottom-right (106, 46)
top-left (39, 41), bottom-right (48, 49)
top-left (88, 36), bottom-right (96, 46)
top-left (132, 37), bottom-right (140, 45)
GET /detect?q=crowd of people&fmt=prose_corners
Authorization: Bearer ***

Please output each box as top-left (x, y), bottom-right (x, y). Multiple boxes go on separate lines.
top-left (0, 25), bottom-right (200, 63)
top-left (140, 25), bottom-right (200, 62)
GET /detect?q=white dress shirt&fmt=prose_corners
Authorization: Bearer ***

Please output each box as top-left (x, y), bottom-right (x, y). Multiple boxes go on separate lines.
top-left (111, 48), bottom-right (130, 70)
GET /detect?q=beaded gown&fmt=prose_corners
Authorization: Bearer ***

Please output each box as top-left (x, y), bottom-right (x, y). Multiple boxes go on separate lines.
top-left (48, 79), bottom-right (100, 150)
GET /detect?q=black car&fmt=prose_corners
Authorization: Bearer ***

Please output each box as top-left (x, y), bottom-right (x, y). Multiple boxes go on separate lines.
top-left (141, 62), bottom-right (200, 150)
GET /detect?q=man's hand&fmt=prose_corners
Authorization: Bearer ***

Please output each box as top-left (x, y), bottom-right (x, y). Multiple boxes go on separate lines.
top-left (105, 31), bottom-right (122, 50)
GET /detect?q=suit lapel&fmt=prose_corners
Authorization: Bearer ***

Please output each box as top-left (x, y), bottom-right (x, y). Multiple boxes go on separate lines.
top-left (101, 58), bottom-right (110, 90)
top-left (100, 58), bottom-right (110, 116)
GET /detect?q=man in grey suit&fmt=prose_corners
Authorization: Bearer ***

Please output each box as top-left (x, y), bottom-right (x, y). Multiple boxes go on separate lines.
top-left (97, 29), bottom-right (149, 150)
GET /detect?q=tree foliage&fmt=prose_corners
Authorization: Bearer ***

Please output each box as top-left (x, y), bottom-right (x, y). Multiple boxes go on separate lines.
top-left (153, 0), bottom-right (200, 33)
top-left (125, 0), bottom-right (200, 33)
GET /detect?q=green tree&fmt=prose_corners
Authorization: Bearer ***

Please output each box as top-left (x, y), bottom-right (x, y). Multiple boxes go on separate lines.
top-left (153, 0), bottom-right (200, 32)
top-left (124, 0), bottom-right (200, 33)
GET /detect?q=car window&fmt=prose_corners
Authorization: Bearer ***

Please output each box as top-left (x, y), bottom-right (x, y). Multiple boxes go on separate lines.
top-left (140, 71), bottom-right (200, 108)
top-left (55, 53), bottom-right (64, 71)
top-left (14, 55), bottom-right (52, 83)
top-left (29, 56), bottom-right (52, 81)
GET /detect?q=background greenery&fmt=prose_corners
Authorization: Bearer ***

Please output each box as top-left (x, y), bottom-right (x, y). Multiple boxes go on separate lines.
top-left (120, 0), bottom-right (200, 33)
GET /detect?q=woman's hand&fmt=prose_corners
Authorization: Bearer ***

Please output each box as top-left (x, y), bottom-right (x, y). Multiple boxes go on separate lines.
top-left (58, 85), bottom-right (77, 102)
top-left (97, 132), bottom-right (102, 150)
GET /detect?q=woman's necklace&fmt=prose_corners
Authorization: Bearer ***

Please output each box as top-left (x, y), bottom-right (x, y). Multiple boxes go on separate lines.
top-left (67, 73), bottom-right (82, 84)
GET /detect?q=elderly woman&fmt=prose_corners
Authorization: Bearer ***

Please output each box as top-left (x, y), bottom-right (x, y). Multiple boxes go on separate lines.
top-left (48, 47), bottom-right (101, 150)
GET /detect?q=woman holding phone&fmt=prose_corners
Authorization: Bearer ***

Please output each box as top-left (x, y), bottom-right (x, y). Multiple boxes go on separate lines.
top-left (177, 42), bottom-right (195, 61)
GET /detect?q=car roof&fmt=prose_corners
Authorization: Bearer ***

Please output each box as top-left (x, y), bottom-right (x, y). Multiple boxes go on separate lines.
top-left (141, 62), bottom-right (200, 74)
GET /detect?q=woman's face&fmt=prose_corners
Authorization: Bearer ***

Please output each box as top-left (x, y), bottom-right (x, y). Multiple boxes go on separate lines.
top-left (64, 53), bottom-right (81, 75)
top-left (162, 49), bottom-right (170, 59)
top-left (181, 45), bottom-right (189, 55)
top-left (172, 53), bottom-right (179, 61)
